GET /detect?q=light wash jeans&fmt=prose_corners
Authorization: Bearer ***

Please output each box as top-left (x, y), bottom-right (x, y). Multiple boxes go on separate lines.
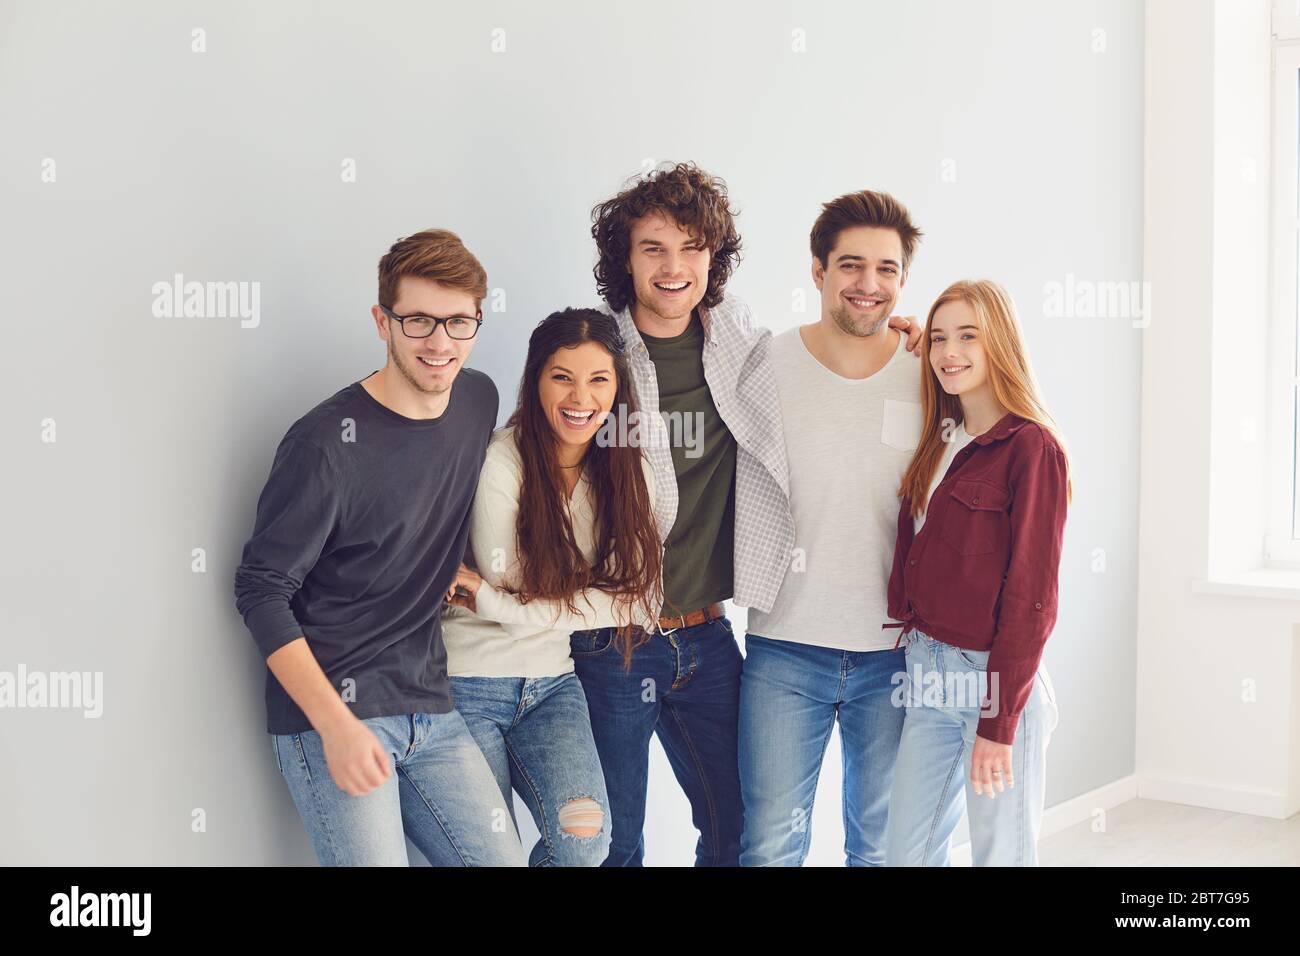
top-left (885, 629), bottom-right (1059, 867)
top-left (272, 710), bottom-right (526, 867)
top-left (450, 673), bottom-right (611, 867)
top-left (739, 634), bottom-right (906, 866)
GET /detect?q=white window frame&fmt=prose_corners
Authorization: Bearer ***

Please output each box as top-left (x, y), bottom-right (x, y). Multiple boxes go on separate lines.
top-left (1267, 33), bottom-right (1300, 566)
top-left (1277, 0), bottom-right (1300, 40)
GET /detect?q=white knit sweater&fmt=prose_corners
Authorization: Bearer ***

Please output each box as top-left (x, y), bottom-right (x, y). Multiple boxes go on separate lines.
top-left (442, 426), bottom-right (659, 678)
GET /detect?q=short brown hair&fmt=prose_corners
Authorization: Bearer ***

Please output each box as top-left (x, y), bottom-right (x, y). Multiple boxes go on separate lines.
top-left (377, 228), bottom-right (488, 309)
top-left (591, 162), bottom-right (742, 314)
top-left (809, 190), bottom-right (923, 272)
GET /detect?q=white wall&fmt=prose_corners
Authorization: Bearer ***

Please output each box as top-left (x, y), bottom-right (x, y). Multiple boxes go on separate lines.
top-left (0, 0), bottom-right (1145, 864)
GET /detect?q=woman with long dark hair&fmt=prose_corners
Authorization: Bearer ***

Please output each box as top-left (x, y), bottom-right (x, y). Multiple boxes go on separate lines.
top-left (441, 307), bottom-right (663, 866)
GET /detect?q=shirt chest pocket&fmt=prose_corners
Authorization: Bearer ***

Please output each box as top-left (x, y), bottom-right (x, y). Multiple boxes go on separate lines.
top-left (939, 478), bottom-right (1010, 556)
top-left (881, 399), bottom-right (922, 452)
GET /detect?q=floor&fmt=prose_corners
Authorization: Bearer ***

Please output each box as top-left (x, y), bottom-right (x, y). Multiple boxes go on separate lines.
top-left (1039, 798), bottom-right (1300, 866)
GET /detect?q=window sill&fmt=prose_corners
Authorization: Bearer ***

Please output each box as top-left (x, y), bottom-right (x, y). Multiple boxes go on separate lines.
top-left (1192, 569), bottom-right (1300, 600)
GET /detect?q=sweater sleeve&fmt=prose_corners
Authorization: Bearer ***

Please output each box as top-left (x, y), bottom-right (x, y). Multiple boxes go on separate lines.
top-left (978, 433), bottom-right (1069, 745)
top-left (469, 443), bottom-right (658, 632)
top-left (233, 437), bottom-right (342, 659)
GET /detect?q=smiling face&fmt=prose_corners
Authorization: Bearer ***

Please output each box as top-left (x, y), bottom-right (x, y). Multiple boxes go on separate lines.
top-left (538, 340), bottom-right (618, 453)
top-left (928, 297), bottom-right (989, 397)
top-left (371, 277), bottom-right (479, 396)
top-left (626, 213), bottom-right (712, 326)
top-left (813, 226), bottom-right (905, 337)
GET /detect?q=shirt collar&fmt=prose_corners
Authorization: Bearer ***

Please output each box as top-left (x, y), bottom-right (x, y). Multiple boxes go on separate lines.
top-left (970, 412), bottom-right (1030, 445)
top-left (608, 303), bottom-right (645, 355)
top-left (608, 301), bottom-right (714, 354)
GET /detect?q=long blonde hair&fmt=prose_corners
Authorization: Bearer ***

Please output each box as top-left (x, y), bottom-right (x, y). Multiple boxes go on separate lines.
top-left (899, 279), bottom-right (1071, 516)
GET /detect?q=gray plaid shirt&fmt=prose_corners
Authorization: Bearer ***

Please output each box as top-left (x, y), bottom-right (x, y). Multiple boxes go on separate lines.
top-left (603, 294), bottom-right (795, 614)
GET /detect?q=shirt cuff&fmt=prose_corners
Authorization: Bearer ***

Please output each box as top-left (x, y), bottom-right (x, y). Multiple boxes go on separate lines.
top-left (472, 582), bottom-right (510, 622)
top-left (243, 600), bottom-right (306, 659)
top-left (976, 713), bottom-right (1020, 746)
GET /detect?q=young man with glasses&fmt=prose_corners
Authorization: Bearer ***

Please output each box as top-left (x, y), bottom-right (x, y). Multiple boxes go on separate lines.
top-left (234, 228), bottom-right (525, 866)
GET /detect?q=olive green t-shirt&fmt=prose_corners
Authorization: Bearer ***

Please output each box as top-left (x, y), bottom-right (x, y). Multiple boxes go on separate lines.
top-left (641, 312), bottom-right (736, 617)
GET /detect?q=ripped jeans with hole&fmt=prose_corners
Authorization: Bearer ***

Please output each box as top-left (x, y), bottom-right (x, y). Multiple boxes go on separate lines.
top-left (450, 673), bottom-right (611, 866)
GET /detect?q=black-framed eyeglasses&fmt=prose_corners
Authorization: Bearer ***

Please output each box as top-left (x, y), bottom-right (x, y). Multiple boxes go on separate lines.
top-left (380, 304), bottom-right (483, 340)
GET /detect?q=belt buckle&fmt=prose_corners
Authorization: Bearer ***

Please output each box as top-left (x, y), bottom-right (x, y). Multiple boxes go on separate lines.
top-left (657, 612), bottom-right (688, 637)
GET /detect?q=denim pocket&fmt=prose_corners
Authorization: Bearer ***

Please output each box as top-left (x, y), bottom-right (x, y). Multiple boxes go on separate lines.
top-left (1036, 666), bottom-right (1060, 733)
top-left (570, 628), bottom-right (615, 657)
top-left (1036, 665), bottom-right (1057, 708)
top-left (940, 642), bottom-right (989, 711)
top-left (953, 645), bottom-right (990, 671)
top-left (290, 733), bottom-right (315, 784)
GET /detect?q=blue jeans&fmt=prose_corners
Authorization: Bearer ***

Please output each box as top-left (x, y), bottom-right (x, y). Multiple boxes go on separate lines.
top-left (570, 616), bottom-right (744, 866)
top-left (738, 634), bottom-right (906, 866)
top-left (885, 630), bottom-right (1059, 866)
top-left (272, 710), bottom-right (526, 866)
top-left (450, 673), bottom-right (611, 867)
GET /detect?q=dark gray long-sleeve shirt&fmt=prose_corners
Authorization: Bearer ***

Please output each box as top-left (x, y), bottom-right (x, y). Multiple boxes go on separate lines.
top-left (234, 369), bottom-right (497, 734)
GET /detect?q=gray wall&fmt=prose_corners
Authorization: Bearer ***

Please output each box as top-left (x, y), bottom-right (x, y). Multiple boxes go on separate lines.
top-left (0, 0), bottom-right (1142, 865)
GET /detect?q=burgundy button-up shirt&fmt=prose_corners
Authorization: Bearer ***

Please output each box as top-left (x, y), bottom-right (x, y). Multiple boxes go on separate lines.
top-left (886, 413), bottom-right (1069, 745)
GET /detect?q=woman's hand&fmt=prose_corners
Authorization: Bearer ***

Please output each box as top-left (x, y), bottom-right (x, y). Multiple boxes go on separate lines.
top-left (445, 563), bottom-right (483, 612)
top-left (970, 734), bottom-right (1014, 798)
top-left (887, 314), bottom-right (923, 353)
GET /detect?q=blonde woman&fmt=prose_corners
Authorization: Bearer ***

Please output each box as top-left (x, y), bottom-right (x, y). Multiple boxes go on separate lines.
top-left (883, 279), bottom-right (1069, 867)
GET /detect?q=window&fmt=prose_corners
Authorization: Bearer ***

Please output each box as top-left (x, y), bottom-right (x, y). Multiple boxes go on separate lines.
top-left (1267, 9), bottom-right (1300, 566)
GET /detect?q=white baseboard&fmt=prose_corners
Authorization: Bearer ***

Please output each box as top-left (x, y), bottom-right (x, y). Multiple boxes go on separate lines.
top-left (1136, 774), bottom-right (1293, 819)
top-left (1043, 774), bottom-right (1141, 834)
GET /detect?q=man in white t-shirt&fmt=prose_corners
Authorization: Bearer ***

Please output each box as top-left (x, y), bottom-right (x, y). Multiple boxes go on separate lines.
top-left (740, 190), bottom-right (925, 866)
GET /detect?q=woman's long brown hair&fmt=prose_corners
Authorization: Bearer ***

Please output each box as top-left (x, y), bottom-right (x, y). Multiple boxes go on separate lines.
top-left (506, 308), bottom-right (663, 666)
top-left (898, 279), bottom-right (1072, 515)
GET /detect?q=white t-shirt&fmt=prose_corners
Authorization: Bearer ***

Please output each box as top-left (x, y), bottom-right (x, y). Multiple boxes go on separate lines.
top-left (748, 326), bottom-right (923, 652)
top-left (442, 426), bottom-right (658, 678)
top-left (914, 423), bottom-right (975, 534)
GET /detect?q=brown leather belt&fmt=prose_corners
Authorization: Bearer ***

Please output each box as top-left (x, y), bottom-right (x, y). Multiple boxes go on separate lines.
top-left (657, 602), bottom-right (727, 633)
